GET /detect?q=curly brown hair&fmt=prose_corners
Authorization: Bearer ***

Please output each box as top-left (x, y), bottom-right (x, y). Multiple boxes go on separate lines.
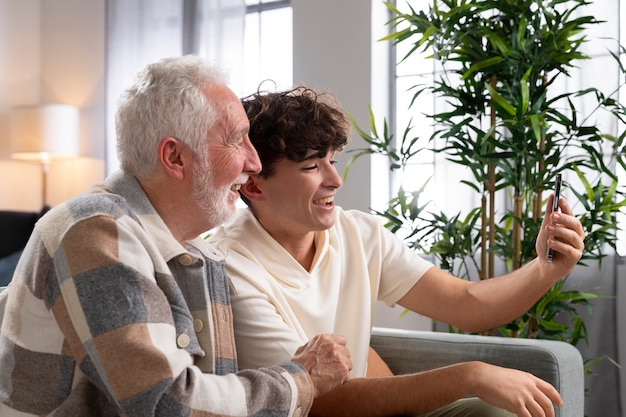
top-left (241, 86), bottom-right (350, 178)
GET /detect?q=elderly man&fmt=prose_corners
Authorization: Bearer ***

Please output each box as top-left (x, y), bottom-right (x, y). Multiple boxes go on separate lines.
top-left (0, 58), bottom-right (351, 416)
top-left (209, 86), bottom-right (586, 417)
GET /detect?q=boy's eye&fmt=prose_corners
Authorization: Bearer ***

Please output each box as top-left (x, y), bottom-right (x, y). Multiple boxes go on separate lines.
top-left (330, 160), bottom-right (338, 165)
top-left (303, 165), bottom-right (318, 171)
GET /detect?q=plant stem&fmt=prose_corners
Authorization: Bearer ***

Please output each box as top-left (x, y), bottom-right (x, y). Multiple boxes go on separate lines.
top-left (481, 195), bottom-right (487, 281)
top-left (534, 75), bottom-right (548, 225)
top-left (513, 196), bottom-right (522, 270)
top-left (488, 76), bottom-right (497, 279)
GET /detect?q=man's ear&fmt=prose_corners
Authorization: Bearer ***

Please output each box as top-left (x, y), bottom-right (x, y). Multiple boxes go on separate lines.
top-left (159, 137), bottom-right (186, 179)
top-left (240, 176), bottom-right (263, 202)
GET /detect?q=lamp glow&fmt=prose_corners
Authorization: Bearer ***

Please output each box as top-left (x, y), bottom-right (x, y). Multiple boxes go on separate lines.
top-left (10, 104), bottom-right (80, 206)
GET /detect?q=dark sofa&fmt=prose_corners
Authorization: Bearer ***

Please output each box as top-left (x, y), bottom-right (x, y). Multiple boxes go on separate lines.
top-left (0, 207), bottom-right (49, 286)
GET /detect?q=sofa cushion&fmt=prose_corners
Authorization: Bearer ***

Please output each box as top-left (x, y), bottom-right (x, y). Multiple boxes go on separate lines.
top-left (0, 249), bottom-right (22, 286)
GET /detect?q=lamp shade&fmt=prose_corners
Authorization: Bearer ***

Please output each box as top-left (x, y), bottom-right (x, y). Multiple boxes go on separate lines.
top-left (10, 104), bottom-right (80, 162)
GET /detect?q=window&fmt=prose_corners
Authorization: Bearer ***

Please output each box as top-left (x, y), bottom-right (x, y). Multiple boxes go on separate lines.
top-left (391, 1), bottom-right (435, 208)
top-left (241, 0), bottom-right (292, 96)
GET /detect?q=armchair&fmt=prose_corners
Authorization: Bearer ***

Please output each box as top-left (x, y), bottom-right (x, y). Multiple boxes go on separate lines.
top-left (370, 327), bottom-right (584, 417)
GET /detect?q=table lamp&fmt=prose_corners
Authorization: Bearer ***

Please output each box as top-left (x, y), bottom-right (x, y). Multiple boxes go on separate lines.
top-left (10, 104), bottom-right (80, 207)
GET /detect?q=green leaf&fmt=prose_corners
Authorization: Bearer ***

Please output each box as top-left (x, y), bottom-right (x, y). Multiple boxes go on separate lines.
top-left (529, 114), bottom-right (542, 143)
top-left (461, 57), bottom-right (504, 81)
top-left (486, 82), bottom-right (516, 116)
top-left (573, 164), bottom-right (595, 201)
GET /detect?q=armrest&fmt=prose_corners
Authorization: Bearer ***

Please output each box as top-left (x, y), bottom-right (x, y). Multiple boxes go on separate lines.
top-left (370, 327), bottom-right (584, 417)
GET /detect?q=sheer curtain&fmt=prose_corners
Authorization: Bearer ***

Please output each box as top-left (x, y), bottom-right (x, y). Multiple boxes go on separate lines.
top-left (105, 0), bottom-right (246, 174)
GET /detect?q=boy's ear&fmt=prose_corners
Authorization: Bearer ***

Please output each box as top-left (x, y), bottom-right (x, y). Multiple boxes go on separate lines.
top-left (240, 176), bottom-right (263, 201)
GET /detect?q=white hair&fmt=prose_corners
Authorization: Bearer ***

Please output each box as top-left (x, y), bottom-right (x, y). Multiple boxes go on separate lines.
top-left (115, 55), bottom-right (229, 179)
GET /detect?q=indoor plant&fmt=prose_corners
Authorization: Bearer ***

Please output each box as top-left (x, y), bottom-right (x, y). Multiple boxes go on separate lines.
top-left (347, 0), bottom-right (626, 347)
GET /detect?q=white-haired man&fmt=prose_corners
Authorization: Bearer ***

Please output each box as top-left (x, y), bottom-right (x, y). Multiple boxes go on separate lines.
top-left (0, 57), bottom-right (351, 416)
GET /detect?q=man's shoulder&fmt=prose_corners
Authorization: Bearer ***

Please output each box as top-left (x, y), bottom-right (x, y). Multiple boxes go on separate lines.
top-left (74, 184), bottom-right (131, 215)
top-left (35, 186), bottom-right (136, 245)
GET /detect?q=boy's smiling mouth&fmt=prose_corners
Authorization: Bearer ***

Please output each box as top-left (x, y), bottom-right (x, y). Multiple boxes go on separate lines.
top-left (314, 196), bottom-right (334, 207)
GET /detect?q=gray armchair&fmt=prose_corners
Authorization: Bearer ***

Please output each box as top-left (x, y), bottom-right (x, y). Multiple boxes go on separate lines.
top-left (370, 327), bottom-right (584, 417)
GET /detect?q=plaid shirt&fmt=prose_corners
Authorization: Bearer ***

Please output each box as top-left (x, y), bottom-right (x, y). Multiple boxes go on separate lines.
top-left (0, 171), bottom-right (313, 416)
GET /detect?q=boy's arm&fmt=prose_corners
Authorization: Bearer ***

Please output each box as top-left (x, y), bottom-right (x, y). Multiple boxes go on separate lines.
top-left (310, 361), bottom-right (561, 417)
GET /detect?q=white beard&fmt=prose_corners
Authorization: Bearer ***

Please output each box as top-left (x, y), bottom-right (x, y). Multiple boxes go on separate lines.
top-left (191, 156), bottom-right (235, 229)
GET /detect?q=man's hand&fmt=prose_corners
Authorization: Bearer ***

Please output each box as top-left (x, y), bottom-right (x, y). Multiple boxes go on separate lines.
top-left (471, 362), bottom-right (563, 417)
top-left (292, 334), bottom-right (352, 397)
top-left (536, 195), bottom-right (585, 278)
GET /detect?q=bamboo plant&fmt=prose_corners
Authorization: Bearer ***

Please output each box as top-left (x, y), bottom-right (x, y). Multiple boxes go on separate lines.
top-left (347, 0), bottom-right (626, 344)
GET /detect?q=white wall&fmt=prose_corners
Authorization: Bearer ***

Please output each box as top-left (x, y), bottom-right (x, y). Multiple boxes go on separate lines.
top-left (292, 0), bottom-right (372, 212)
top-left (0, 0), bottom-right (105, 211)
top-left (0, 0), bottom-right (42, 210)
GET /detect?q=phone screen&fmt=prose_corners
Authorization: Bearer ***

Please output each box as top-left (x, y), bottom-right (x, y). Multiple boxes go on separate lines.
top-left (546, 174), bottom-right (562, 263)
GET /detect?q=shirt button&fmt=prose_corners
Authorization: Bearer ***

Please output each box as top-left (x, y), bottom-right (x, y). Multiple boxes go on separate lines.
top-left (293, 407), bottom-right (302, 417)
top-left (179, 254), bottom-right (193, 266)
top-left (177, 333), bottom-right (191, 348)
top-left (193, 318), bottom-right (204, 333)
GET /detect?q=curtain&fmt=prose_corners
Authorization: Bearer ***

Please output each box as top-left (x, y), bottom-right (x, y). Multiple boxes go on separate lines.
top-left (105, 0), bottom-right (246, 174)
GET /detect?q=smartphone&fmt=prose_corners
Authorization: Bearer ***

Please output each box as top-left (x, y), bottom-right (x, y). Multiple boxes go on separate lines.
top-left (546, 173), bottom-right (562, 263)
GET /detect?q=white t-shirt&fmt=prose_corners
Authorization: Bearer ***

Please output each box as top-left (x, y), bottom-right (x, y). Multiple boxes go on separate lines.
top-left (209, 207), bottom-right (433, 377)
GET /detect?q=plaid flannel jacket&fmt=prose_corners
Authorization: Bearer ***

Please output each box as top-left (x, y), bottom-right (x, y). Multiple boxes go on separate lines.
top-left (0, 171), bottom-right (313, 416)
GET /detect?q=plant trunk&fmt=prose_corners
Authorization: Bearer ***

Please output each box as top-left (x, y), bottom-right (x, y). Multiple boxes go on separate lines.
top-left (488, 76), bottom-right (497, 279)
top-left (480, 195), bottom-right (487, 281)
top-left (489, 166), bottom-right (496, 277)
top-left (533, 75), bottom-right (548, 227)
top-left (480, 77), bottom-right (498, 337)
top-left (513, 195), bottom-right (523, 270)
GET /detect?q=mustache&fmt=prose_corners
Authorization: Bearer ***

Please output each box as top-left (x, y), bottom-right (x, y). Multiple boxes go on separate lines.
top-left (230, 174), bottom-right (250, 191)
